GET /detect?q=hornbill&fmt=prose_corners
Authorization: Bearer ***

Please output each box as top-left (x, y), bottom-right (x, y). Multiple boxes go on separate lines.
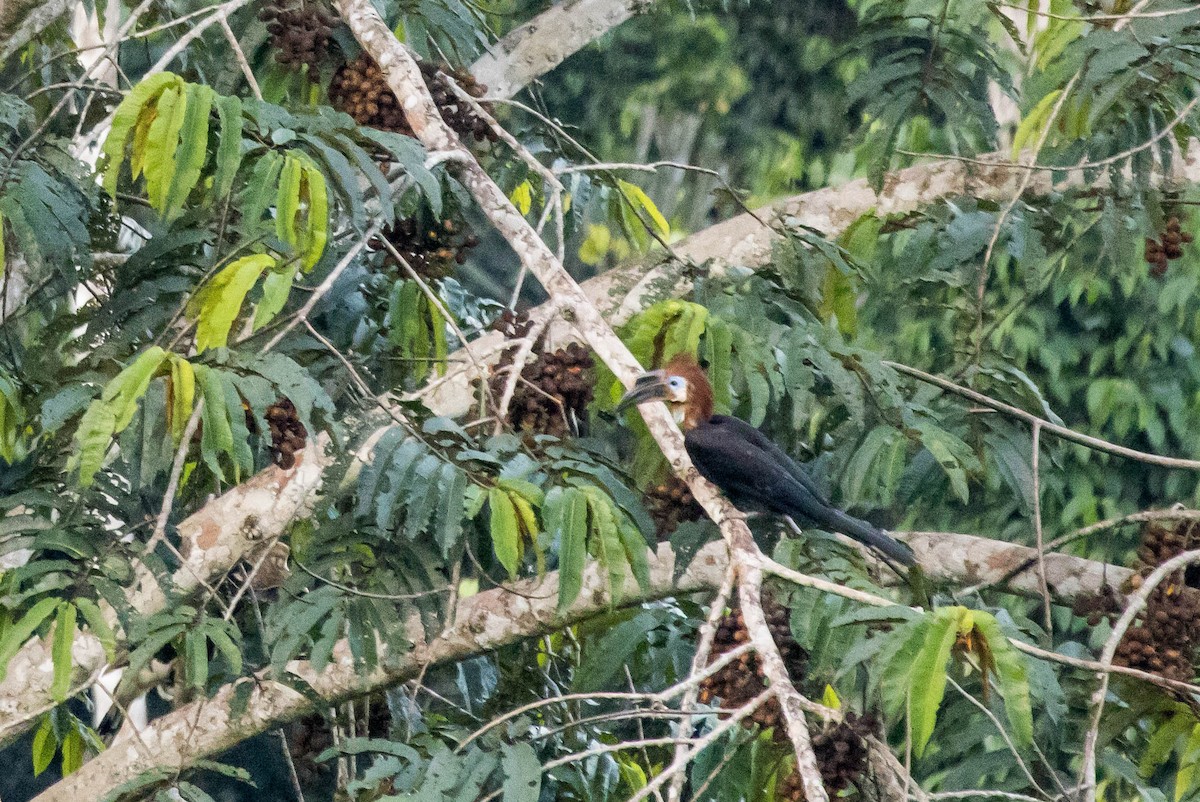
top-left (617, 354), bottom-right (916, 567)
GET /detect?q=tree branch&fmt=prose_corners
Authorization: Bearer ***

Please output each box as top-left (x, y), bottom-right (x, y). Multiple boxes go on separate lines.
top-left (469, 0), bottom-right (649, 100)
top-left (29, 540), bottom-right (731, 802)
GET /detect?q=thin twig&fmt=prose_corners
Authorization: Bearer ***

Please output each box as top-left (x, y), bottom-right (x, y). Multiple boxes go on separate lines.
top-left (1030, 422), bottom-right (1052, 637)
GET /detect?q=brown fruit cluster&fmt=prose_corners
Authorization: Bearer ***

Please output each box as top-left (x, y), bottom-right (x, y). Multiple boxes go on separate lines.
top-left (1074, 520), bottom-right (1200, 683)
top-left (330, 53), bottom-right (406, 131)
top-left (775, 713), bottom-right (876, 800)
top-left (285, 700), bottom-right (390, 788)
top-left (1145, 216), bottom-right (1193, 278)
top-left (329, 54), bottom-right (497, 143)
top-left (697, 596), bottom-right (808, 735)
top-left (643, 475), bottom-right (704, 540)
top-left (370, 216), bottom-right (480, 281)
top-left (266, 398), bottom-right (308, 469)
top-left (258, 0), bottom-right (337, 76)
top-left (420, 60), bottom-right (498, 145)
top-left (285, 713), bottom-right (334, 788)
top-left (490, 341), bottom-right (595, 439)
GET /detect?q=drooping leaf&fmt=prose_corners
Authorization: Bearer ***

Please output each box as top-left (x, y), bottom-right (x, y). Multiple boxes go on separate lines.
top-left (971, 612), bottom-right (1034, 749)
top-left (556, 488), bottom-right (589, 611)
top-left (190, 254), bottom-right (276, 353)
top-left (910, 607), bottom-right (964, 757)
top-left (101, 72), bottom-right (185, 200)
top-left (50, 602), bottom-right (77, 701)
top-left (489, 486), bottom-right (521, 579)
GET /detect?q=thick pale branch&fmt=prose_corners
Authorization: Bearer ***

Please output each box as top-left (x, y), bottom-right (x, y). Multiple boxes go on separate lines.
top-left (0, 446), bottom-right (329, 745)
top-left (422, 146), bottom-right (1200, 418)
top-left (469, 0), bottom-right (648, 100)
top-left (29, 541), bottom-right (730, 802)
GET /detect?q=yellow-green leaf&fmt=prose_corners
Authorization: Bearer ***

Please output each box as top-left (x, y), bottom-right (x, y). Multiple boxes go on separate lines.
top-left (71, 346), bottom-right (170, 485)
top-left (31, 717), bottom-right (54, 776)
top-left (190, 254), bottom-right (276, 353)
top-left (489, 487), bottom-right (521, 579)
top-left (60, 727), bottom-right (83, 775)
top-left (100, 72), bottom-right (184, 200)
top-left (1012, 89), bottom-right (1063, 159)
top-left (275, 155), bottom-right (302, 252)
top-left (163, 82), bottom-right (214, 220)
top-left (618, 179), bottom-right (669, 240)
top-left (298, 158), bottom-right (328, 270)
top-left (253, 262), bottom-right (299, 331)
top-left (143, 85), bottom-right (188, 214)
top-left (910, 606), bottom-right (960, 757)
top-left (510, 179), bottom-right (533, 215)
top-left (168, 355), bottom-right (196, 445)
top-left (50, 602), bottom-right (76, 701)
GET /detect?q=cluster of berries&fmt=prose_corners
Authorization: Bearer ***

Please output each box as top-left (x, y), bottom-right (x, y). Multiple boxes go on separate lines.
top-left (259, 0), bottom-right (337, 76)
top-left (266, 398), bottom-right (308, 469)
top-left (775, 714), bottom-right (876, 800)
top-left (1073, 519), bottom-right (1200, 683)
top-left (1145, 216), bottom-right (1193, 278)
top-left (330, 55), bottom-right (497, 143)
top-left (370, 216), bottom-right (480, 281)
top-left (697, 597), bottom-right (808, 734)
top-left (488, 314), bottom-right (595, 440)
top-left (643, 475), bottom-right (704, 539)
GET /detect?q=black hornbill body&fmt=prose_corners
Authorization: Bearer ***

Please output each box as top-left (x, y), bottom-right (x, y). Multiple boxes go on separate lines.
top-left (618, 354), bottom-right (916, 567)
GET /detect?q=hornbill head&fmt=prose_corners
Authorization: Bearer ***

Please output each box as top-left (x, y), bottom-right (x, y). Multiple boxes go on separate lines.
top-left (616, 354), bottom-right (713, 430)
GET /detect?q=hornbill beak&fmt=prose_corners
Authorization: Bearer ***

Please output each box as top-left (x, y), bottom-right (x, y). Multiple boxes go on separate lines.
top-left (617, 371), bottom-right (670, 414)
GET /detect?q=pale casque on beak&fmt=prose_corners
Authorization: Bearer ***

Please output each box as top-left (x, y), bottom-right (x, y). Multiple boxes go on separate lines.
top-left (616, 371), bottom-right (670, 414)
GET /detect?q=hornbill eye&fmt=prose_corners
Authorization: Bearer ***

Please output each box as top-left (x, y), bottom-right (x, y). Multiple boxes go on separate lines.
top-left (667, 377), bottom-right (684, 389)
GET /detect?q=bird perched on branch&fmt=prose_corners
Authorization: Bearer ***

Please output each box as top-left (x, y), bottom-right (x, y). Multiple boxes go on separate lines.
top-left (618, 354), bottom-right (916, 568)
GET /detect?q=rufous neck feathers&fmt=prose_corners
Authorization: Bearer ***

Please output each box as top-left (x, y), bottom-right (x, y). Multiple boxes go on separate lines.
top-left (663, 354), bottom-right (713, 430)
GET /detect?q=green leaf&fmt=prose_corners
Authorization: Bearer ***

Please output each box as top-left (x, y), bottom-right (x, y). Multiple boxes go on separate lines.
top-left (206, 621), bottom-right (243, 676)
top-left (587, 488), bottom-right (626, 605)
top-left (185, 628), bottom-right (208, 689)
top-left (164, 82), bottom-right (214, 220)
top-left (252, 262), bottom-right (299, 331)
top-left (50, 602), bottom-right (77, 701)
top-left (195, 366), bottom-right (236, 481)
top-left (143, 85), bottom-right (189, 214)
top-left (556, 488), bottom-right (589, 611)
top-left (913, 422), bottom-right (978, 504)
top-left (31, 716), bottom-right (55, 776)
top-left (71, 346), bottom-right (170, 485)
top-left (212, 94), bottom-right (244, 201)
top-left (501, 742), bottom-right (542, 802)
top-left (618, 179), bottom-right (669, 240)
top-left (0, 597), bottom-right (62, 681)
top-left (972, 612), bottom-right (1033, 749)
top-left (910, 607), bottom-right (962, 757)
top-left (489, 487), bottom-right (521, 579)
top-left (241, 152), bottom-right (284, 234)
top-left (190, 254), bottom-right (275, 353)
top-left (101, 72), bottom-right (184, 200)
